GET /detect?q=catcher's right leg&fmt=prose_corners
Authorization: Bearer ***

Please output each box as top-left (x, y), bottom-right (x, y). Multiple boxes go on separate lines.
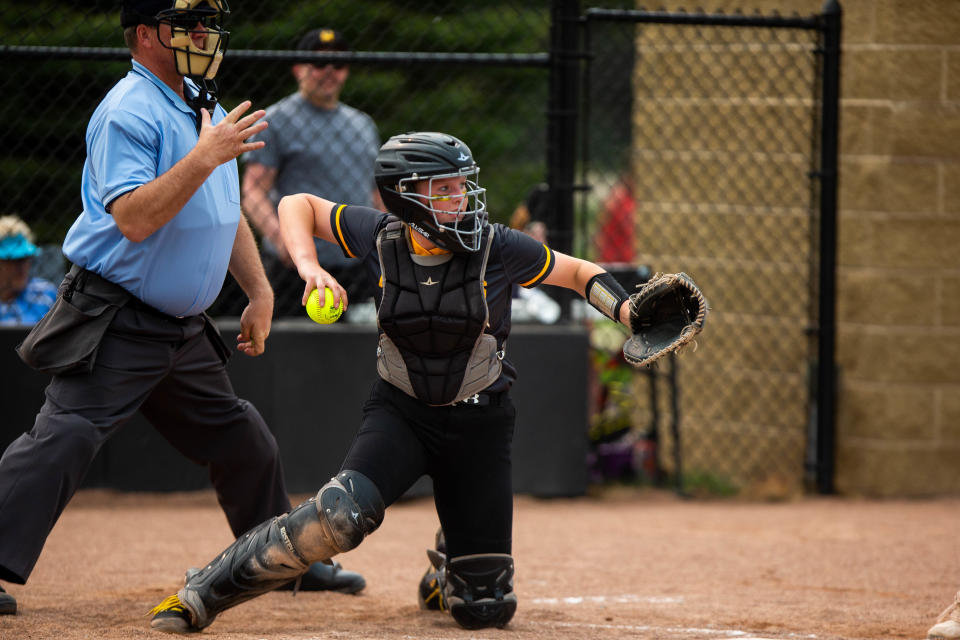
top-left (150, 471), bottom-right (384, 633)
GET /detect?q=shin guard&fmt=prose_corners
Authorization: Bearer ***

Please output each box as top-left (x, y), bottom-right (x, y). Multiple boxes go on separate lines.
top-left (177, 471), bottom-right (384, 630)
top-left (445, 554), bottom-right (517, 629)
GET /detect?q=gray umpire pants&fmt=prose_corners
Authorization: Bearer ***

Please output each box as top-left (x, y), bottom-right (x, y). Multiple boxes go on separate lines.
top-left (0, 305), bottom-right (290, 585)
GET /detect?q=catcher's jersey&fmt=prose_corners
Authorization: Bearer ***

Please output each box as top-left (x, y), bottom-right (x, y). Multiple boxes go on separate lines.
top-left (329, 204), bottom-right (555, 391)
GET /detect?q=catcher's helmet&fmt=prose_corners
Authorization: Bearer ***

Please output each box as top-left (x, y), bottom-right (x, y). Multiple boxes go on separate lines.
top-left (150, 0), bottom-right (230, 81)
top-left (375, 132), bottom-right (487, 253)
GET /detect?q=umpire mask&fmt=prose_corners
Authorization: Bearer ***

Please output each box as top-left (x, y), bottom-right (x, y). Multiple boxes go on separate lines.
top-left (157, 0), bottom-right (230, 80)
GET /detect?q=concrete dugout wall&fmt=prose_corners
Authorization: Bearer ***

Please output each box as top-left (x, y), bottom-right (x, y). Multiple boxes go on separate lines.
top-left (0, 321), bottom-right (589, 498)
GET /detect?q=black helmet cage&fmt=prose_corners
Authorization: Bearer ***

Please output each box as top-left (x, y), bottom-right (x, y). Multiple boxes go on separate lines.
top-left (394, 168), bottom-right (486, 253)
top-left (376, 132), bottom-right (488, 253)
top-left (155, 0), bottom-right (230, 82)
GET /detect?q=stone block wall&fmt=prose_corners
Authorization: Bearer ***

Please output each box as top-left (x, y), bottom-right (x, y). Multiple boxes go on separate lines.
top-left (833, 0), bottom-right (960, 496)
top-left (628, 0), bottom-right (960, 496)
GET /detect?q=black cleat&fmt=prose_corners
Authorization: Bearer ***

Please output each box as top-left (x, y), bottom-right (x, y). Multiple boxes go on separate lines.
top-left (278, 561), bottom-right (366, 594)
top-left (418, 563), bottom-right (446, 611)
top-left (0, 585), bottom-right (16, 615)
top-left (149, 594), bottom-right (197, 634)
top-left (417, 528), bottom-right (448, 611)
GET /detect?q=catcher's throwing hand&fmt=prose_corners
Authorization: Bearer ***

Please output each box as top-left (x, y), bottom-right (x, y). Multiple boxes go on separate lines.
top-left (622, 272), bottom-right (708, 368)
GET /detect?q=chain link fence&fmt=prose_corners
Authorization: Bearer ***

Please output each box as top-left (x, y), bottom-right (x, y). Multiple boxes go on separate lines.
top-left (0, 2), bottom-right (838, 496)
top-left (1, 1), bottom-right (554, 314)
top-left (578, 9), bottom-right (828, 497)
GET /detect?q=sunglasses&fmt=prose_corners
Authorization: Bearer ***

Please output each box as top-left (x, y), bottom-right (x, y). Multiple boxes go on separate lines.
top-left (308, 61), bottom-right (347, 71)
top-left (166, 11), bottom-right (219, 31)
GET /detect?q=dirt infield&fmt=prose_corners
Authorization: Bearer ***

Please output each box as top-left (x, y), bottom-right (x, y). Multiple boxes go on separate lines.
top-left (1, 489), bottom-right (957, 640)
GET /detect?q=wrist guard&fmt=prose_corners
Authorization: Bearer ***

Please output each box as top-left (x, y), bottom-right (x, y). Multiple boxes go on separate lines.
top-left (585, 272), bottom-right (629, 323)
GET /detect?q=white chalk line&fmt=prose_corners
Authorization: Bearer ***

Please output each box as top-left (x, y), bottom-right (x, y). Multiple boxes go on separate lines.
top-left (546, 620), bottom-right (817, 638)
top-left (267, 594), bottom-right (817, 640)
top-left (531, 593), bottom-right (684, 605)
top-left (531, 594), bottom-right (817, 639)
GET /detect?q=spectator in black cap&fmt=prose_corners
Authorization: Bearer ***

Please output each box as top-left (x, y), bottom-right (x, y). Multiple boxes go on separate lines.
top-left (239, 27), bottom-right (382, 318)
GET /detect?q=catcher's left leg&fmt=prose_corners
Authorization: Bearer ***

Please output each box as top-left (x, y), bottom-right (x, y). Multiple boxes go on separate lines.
top-left (422, 553), bottom-right (517, 629)
top-left (415, 530), bottom-right (517, 629)
top-left (424, 394), bottom-right (517, 629)
top-left (446, 553), bottom-right (517, 629)
top-left (150, 471), bottom-right (384, 633)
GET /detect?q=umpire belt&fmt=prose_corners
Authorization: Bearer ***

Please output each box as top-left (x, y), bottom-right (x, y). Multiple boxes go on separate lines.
top-left (124, 294), bottom-right (192, 325)
top-left (451, 391), bottom-right (505, 407)
top-left (68, 265), bottom-right (193, 325)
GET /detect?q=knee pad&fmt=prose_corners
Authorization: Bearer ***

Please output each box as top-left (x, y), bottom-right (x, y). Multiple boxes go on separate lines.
top-left (313, 470), bottom-right (385, 554)
top-left (444, 554), bottom-right (517, 629)
top-left (282, 470), bottom-right (384, 562)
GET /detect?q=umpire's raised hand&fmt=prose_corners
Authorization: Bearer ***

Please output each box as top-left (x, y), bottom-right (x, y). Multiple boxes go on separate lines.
top-left (196, 100), bottom-right (268, 167)
top-left (110, 101), bottom-right (268, 242)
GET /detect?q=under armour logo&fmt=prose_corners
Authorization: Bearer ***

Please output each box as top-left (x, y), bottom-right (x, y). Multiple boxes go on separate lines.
top-left (420, 277), bottom-right (439, 286)
top-left (457, 152), bottom-right (469, 161)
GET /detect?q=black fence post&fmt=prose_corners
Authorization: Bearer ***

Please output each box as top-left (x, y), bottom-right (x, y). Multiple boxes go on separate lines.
top-left (814, 0), bottom-right (842, 494)
top-left (547, 0), bottom-right (580, 318)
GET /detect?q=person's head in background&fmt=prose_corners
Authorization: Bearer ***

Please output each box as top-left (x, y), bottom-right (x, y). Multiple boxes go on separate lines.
top-left (0, 215), bottom-right (40, 303)
top-left (294, 28), bottom-right (351, 110)
top-left (509, 183), bottom-right (549, 244)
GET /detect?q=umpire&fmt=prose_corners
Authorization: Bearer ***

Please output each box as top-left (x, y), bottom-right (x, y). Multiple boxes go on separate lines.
top-left (0, 0), bottom-right (363, 617)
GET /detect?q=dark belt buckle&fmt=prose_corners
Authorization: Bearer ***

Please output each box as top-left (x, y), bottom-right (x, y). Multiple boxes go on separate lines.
top-left (462, 394), bottom-right (480, 405)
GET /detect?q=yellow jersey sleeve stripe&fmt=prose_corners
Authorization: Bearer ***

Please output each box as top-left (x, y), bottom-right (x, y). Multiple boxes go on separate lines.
top-left (333, 204), bottom-right (355, 258)
top-left (520, 245), bottom-right (552, 288)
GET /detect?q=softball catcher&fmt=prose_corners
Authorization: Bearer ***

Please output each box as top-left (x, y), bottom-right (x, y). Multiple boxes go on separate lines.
top-left (149, 131), bottom-right (707, 632)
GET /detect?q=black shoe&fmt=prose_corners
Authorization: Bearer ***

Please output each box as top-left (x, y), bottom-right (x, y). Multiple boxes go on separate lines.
top-left (277, 561), bottom-right (365, 594)
top-left (418, 562), bottom-right (446, 611)
top-left (417, 528), bottom-right (448, 611)
top-left (0, 585), bottom-right (15, 615)
top-left (150, 595), bottom-right (200, 633)
top-left (149, 594), bottom-right (197, 633)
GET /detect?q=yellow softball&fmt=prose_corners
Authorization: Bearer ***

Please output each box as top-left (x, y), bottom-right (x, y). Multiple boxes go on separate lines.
top-left (305, 288), bottom-right (344, 324)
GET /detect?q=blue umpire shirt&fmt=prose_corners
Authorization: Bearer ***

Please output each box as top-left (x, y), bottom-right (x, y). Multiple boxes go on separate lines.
top-left (62, 60), bottom-right (241, 317)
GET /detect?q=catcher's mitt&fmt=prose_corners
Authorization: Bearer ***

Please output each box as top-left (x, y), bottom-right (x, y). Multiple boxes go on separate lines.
top-left (622, 272), bottom-right (708, 367)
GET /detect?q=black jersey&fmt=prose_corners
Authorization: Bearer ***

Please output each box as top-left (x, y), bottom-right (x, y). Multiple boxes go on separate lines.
top-left (329, 204), bottom-right (556, 391)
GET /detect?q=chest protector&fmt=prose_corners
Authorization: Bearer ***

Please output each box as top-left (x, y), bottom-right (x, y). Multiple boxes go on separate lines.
top-left (375, 220), bottom-right (501, 405)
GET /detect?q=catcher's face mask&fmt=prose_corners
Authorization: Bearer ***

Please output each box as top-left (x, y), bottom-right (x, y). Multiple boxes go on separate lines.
top-left (157, 0), bottom-right (229, 80)
top-left (375, 132), bottom-right (489, 253)
top-left (401, 168), bottom-right (487, 252)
